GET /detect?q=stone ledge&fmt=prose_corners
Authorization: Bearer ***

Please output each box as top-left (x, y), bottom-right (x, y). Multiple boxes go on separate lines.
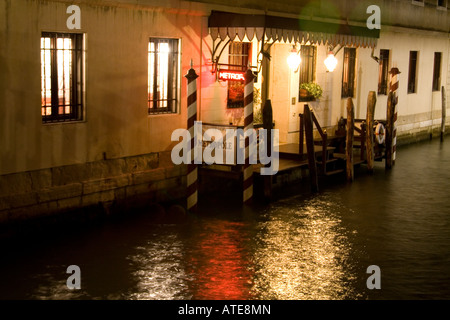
top-left (38, 183), bottom-right (83, 203)
top-left (132, 168), bottom-right (166, 185)
top-left (0, 192), bottom-right (39, 210)
top-left (81, 191), bottom-right (115, 207)
top-left (82, 175), bottom-right (131, 195)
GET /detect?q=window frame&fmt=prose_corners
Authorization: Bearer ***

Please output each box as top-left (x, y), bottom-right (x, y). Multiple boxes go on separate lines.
top-left (378, 49), bottom-right (390, 95)
top-left (437, 0), bottom-right (448, 9)
top-left (41, 32), bottom-right (85, 124)
top-left (432, 52), bottom-right (442, 92)
top-left (227, 41), bottom-right (252, 109)
top-left (299, 45), bottom-right (317, 85)
top-left (341, 47), bottom-right (357, 99)
top-left (148, 37), bottom-right (181, 115)
top-left (407, 51), bottom-right (418, 94)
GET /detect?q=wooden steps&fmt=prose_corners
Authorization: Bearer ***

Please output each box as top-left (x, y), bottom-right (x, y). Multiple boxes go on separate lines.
top-left (324, 169), bottom-right (345, 176)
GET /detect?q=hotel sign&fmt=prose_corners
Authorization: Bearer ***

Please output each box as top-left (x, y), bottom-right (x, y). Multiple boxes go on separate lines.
top-left (218, 71), bottom-right (245, 81)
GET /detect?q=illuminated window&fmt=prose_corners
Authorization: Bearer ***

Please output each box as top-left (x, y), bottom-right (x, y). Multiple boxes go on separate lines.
top-left (341, 48), bottom-right (356, 98)
top-left (378, 49), bottom-right (390, 95)
top-left (148, 38), bottom-right (179, 114)
top-left (299, 45), bottom-right (316, 85)
top-left (41, 32), bottom-right (84, 123)
top-left (432, 52), bottom-right (442, 92)
top-left (227, 42), bottom-right (251, 108)
top-left (408, 51), bottom-right (418, 94)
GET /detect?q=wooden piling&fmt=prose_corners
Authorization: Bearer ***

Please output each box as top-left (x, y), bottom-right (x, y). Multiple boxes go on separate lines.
top-left (304, 104), bottom-right (319, 193)
top-left (366, 91), bottom-right (377, 173)
top-left (263, 99), bottom-right (273, 200)
top-left (385, 92), bottom-right (395, 169)
top-left (442, 86), bottom-right (446, 142)
top-left (299, 113), bottom-right (304, 157)
top-left (346, 98), bottom-right (354, 182)
top-left (185, 62), bottom-right (199, 212)
top-left (243, 68), bottom-right (255, 205)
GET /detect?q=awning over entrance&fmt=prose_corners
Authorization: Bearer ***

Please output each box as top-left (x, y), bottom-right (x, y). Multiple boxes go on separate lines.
top-left (209, 11), bottom-right (380, 48)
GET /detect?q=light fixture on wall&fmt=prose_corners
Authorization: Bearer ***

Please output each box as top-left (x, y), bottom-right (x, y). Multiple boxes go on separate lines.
top-left (324, 51), bottom-right (338, 72)
top-left (287, 45), bottom-right (301, 72)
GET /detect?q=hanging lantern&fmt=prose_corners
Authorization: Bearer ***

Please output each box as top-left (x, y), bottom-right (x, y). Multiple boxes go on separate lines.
top-left (324, 51), bottom-right (338, 72)
top-left (287, 47), bottom-right (301, 71)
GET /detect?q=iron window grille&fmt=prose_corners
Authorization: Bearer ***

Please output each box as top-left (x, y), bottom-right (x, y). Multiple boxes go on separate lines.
top-left (341, 47), bottom-right (356, 98)
top-left (41, 32), bottom-right (84, 123)
top-left (432, 52), bottom-right (442, 92)
top-left (148, 38), bottom-right (179, 114)
top-left (378, 49), bottom-right (390, 95)
top-left (299, 45), bottom-right (316, 85)
top-left (227, 41), bottom-right (252, 109)
top-left (408, 51), bottom-right (418, 94)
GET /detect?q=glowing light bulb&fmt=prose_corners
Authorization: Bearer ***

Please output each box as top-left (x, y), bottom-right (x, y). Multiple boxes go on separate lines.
top-left (287, 49), bottom-right (301, 71)
top-left (324, 52), bottom-right (338, 72)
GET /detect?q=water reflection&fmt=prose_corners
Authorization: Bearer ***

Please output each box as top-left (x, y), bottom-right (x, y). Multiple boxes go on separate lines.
top-left (1, 139), bottom-right (450, 299)
top-left (126, 232), bottom-right (191, 300)
top-left (251, 196), bottom-right (362, 300)
top-left (184, 220), bottom-right (254, 300)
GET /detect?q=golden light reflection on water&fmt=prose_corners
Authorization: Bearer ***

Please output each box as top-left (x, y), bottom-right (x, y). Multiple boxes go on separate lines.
top-left (251, 197), bottom-right (361, 300)
top-left (126, 233), bottom-right (191, 300)
top-left (123, 195), bottom-right (362, 300)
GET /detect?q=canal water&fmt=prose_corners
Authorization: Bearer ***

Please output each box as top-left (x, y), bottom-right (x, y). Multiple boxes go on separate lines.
top-left (1, 138), bottom-right (450, 300)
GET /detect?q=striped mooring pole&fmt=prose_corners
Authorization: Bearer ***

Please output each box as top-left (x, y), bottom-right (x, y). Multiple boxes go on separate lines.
top-left (389, 67), bottom-right (400, 165)
top-left (185, 61), bottom-right (199, 212)
top-left (243, 68), bottom-right (255, 205)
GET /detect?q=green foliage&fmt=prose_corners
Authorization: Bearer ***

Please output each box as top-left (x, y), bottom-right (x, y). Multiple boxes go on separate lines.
top-left (253, 87), bottom-right (263, 124)
top-left (299, 82), bottom-right (323, 99)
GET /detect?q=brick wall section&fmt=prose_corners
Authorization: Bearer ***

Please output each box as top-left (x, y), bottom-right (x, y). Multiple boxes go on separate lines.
top-left (0, 152), bottom-right (187, 225)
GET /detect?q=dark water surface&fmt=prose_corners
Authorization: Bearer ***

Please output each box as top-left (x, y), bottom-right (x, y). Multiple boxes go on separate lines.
top-left (1, 138), bottom-right (450, 300)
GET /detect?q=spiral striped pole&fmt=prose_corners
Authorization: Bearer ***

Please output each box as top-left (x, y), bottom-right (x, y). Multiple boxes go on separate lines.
top-left (185, 60), bottom-right (199, 212)
top-left (389, 67), bottom-right (400, 165)
top-left (243, 68), bottom-right (255, 205)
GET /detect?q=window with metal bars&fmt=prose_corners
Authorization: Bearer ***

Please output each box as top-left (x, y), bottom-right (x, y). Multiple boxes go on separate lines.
top-left (432, 52), bottom-right (442, 92)
top-left (378, 49), bottom-right (390, 95)
top-left (227, 42), bottom-right (251, 108)
top-left (341, 48), bottom-right (356, 98)
top-left (437, 0), bottom-right (447, 8)
top-left (408, 51), bottom-right (418, 94)
top-left (148, 38), bottom-right (179, 114)
top-left (41, 32), bottom-right (84, 123)
top-left (299, 45), bottom-right (316, 85)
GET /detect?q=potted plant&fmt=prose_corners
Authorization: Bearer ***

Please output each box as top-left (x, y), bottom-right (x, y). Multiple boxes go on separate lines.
top-left (299, 82), bottom-right (323, 101)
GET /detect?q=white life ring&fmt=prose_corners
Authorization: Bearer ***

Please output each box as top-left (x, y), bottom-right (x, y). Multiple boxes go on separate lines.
top-left (375, 123), bottom-right (386, 145)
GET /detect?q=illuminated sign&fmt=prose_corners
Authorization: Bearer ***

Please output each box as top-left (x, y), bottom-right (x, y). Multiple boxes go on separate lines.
top-left (218, 71), bottom-right (246, 81)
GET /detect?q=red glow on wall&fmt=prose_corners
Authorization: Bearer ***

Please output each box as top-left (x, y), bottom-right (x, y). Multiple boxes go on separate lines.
top-left (218, 71), bottom-right (245, 81)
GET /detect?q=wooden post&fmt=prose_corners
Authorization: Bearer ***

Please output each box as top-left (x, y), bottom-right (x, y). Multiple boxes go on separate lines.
top-left (185, 61), bottom-right (199, 212)
top-left (243, 68), bottom-right (255, 205)
top-left (366, 91), bottom-right (377, 173)
top-left (263, 99), bottom-right (273, 200)
top-left (299, 113), bottom-right (304, 157)
top-left (322, 130), bottom-right (328, 175)
top-left (385, 92), bottom-right (395, 169)
top-left (346, 98), bottom-right (354, 182)
top-left (360, 122), bottom-right (366, 161)
top-left (304, 104), bottom-right (319, 193)
top-left (389, 68), bottom-right (400, 164)
top-left (442, 86), bottom-right (446, 142)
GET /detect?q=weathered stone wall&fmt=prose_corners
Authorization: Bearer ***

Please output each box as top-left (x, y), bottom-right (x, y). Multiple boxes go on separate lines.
top-left (0, 152), bottom-right (187, 226)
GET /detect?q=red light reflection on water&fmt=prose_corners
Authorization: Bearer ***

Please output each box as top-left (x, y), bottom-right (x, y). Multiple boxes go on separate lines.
top-left (185, 220), bottom-right (254, 300)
